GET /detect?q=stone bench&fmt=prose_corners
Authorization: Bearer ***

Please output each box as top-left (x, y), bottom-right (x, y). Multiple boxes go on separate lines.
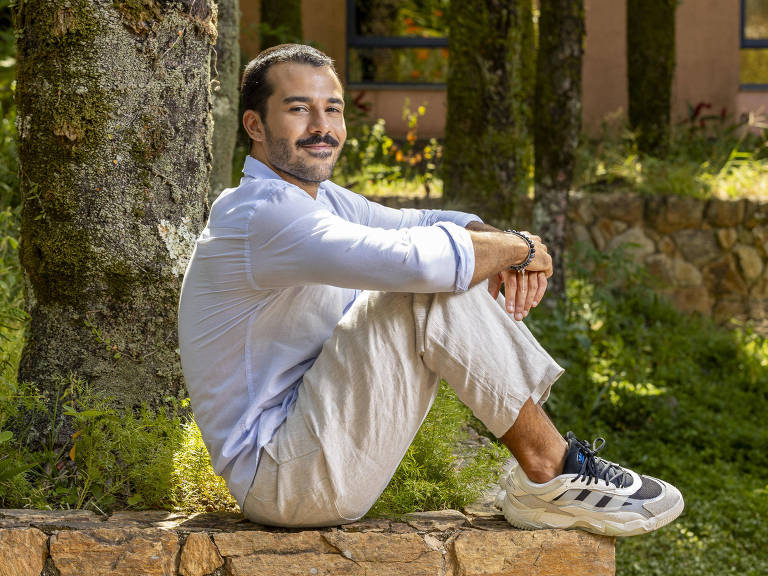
top-left (0, 507), bottom-right (615, 576)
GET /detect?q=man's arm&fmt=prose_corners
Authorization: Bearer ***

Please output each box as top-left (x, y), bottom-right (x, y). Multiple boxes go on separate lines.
top-left (465, 221), bottom-right (553, 321)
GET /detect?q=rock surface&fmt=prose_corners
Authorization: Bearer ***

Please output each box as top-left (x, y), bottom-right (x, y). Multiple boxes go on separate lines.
top-left (0, 509), bottom-right (616, 576)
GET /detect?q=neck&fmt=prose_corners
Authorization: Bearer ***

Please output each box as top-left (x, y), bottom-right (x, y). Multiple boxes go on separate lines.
top-left (250, 150), bottom-right (319, 199)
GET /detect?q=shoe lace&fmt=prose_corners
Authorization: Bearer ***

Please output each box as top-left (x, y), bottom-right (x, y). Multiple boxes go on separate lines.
top-left (571, 437), bottom-right (631, 488)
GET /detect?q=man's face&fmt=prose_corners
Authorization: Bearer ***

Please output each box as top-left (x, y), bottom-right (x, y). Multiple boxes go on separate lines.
top-left (259, 63), bottom-right (346, 184)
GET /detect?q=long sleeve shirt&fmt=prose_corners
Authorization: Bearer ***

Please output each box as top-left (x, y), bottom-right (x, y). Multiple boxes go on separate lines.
top-left (177, 156), bottom-right (481, 507)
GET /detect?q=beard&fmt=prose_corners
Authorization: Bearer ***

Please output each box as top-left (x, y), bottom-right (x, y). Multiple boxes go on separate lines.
top-left (264, 126), bottom-right (342, 184)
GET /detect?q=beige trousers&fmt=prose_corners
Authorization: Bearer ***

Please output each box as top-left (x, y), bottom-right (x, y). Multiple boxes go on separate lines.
top-left (242, 283), bottom-right (563, 527)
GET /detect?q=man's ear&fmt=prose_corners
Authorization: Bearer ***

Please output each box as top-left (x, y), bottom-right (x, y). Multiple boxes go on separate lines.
top-left (243, 109), bottom-right (265, 143)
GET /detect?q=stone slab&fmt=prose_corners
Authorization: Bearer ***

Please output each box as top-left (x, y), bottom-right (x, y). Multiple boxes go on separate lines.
top-left (0, 527), bottom-right (48, 576)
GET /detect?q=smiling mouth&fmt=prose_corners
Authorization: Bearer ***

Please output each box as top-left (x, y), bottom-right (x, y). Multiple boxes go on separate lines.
top-left (301, 144), bottom-right (334, 157)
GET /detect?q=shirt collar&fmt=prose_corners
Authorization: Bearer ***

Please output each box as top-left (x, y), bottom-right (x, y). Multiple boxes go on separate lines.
top-left (241, 155), bottom-right (330, 198)
top-left (242, 155), bottom-right (283, 180)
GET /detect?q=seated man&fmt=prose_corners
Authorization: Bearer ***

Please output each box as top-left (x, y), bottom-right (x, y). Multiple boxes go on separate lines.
top-left (178, 44), bottom-right (683, 536)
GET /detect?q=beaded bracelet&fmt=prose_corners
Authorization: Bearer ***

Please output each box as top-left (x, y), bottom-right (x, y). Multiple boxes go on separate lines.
top-left (505, 229), bottom-right (535, 276)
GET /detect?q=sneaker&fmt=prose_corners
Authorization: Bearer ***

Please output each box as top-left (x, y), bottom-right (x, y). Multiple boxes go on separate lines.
top-left (496, 432), bottom-right (684, 537)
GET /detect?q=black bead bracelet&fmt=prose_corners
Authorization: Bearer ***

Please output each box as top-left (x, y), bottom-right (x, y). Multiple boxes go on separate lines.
top-left (505, 229), bottom-right (535, 272)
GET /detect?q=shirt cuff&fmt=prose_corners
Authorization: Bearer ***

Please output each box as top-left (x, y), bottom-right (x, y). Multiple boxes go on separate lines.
top-left (435, 221), bottom-right (475, 292)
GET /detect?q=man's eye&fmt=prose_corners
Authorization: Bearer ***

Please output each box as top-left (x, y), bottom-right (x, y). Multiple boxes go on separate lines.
top-left (290, 106), bottom-right (308, 112)
top-left (327, 107), bottom-right (342, 114)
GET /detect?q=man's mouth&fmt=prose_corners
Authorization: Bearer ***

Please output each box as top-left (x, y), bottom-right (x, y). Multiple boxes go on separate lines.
top-left (296, 134), bottom-right (339, 155)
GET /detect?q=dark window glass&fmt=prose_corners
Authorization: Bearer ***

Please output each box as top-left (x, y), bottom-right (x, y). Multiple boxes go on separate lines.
top-left (744, 0), bottom-right (768, 40)
top-left (347, 0), bottom-right (449, 85)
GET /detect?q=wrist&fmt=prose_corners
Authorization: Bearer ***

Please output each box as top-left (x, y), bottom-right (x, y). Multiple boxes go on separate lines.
top-left (505, 230), bottom-right (535, 270)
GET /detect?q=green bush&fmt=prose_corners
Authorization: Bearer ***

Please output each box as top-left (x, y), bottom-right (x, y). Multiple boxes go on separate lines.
top-left (527, 245), bottom-right (768, 576)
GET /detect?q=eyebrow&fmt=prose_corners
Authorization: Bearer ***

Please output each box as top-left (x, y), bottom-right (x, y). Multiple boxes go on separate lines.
top-left (283, 96), bottom-right (344, 106)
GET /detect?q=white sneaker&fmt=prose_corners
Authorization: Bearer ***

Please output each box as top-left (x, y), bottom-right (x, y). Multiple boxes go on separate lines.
top-left (496, 432), bottom-right (684, 537)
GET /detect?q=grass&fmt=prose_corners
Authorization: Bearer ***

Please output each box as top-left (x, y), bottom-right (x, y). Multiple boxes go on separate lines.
top-left (527, 246), bottom-right (768, 576)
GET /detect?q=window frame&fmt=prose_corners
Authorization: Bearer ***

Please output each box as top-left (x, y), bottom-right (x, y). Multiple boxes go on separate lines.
top-left (741, 0), bottom-right (768, 48)
top-left (345, 0), bottom-right (449, 89)
top-left (740, 0), bottom-right (768, 90)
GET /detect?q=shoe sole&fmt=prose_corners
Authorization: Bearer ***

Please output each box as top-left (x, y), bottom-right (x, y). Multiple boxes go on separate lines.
top-left (497, 489), bottom-right (685, 537)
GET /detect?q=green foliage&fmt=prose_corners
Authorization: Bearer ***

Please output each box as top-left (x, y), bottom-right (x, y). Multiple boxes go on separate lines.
top-left (336, 98), bottom-right (443, 197)
top-left (0, 373), bottom-right (237, 512)
top-left (576, 115), bottom-right (768, 199)
top-left (527, 245), bottom-right (768, 576)
top-left (369, 382), bottom-right (508, 516)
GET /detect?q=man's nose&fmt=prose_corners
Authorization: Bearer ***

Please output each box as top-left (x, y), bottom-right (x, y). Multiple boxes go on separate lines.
top-left (308, 109), bottom-right (331, 133)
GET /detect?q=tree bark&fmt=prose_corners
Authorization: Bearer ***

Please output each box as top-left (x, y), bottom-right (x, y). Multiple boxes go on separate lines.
top-left (210, 0), bottom-right (240, 202)
top-left (260, 0), bottom-right (302, 49)
top-left (627, 0), bottom-right (676, 157)
top-left (15, 0), bottom-right (216, 434)
top-left (443, 0), bottom-right (535, 224)
top-left (532, 0), bottom-right (585, 299)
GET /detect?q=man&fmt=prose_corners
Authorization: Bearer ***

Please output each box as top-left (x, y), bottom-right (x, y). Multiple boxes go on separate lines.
top-left (178, 44), bottom-right (683, 535)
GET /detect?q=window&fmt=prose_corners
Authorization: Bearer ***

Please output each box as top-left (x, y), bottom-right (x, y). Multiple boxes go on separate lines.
top-left (346, 0), bottom-right (449, 86)
top-left (740, 0), bottom-right (768, 87)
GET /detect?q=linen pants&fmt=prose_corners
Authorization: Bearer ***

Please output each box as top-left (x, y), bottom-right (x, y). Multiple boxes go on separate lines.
top-left (242, 283), bottom-right (563, 527)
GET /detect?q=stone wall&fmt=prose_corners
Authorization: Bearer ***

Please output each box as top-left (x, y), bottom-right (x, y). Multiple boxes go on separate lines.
top-left (568, 192), bottom-right (768, 329)
top-left (373, 192), bottom-right (768, 331)
top-left (0, 508), bottom-right (615, 576)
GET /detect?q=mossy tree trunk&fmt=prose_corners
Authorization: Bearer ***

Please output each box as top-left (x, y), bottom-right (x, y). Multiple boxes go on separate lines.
top-left (260, 0), bottom-right (302, 49)
top-left (210, 0), bottom-right (241, 202)
top-left (443, 0), bottom-right (535, 223)
top-left (532, 0), bottom-right (585, 299)
top-left (15, 0), bottom-right (216, 438)
top-left (627, 0), bottom-right (676, 157)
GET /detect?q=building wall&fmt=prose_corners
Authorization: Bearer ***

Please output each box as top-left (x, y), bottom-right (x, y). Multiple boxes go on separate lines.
top-left (246, 0), bottom-right (768, 138)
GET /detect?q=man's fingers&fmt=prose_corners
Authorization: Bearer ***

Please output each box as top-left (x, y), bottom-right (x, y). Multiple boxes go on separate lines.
top-left (503, 270), bottom-right (516, 313)
top-left (488, 273), bottom-right (501, 299)
top-left (514, 272), bottom-right (526, 320)
top-left (524, 273), bottom-right (537, 315)
top-left (533, 272), bottom-right (547, 306)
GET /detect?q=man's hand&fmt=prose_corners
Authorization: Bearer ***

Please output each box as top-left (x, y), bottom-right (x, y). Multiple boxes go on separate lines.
top-left (469, 225), bottom-right (552, 321)
top-left (489, 269), bottom-right (548, 321)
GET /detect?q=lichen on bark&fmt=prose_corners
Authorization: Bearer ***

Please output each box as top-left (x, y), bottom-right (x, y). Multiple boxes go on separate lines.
top-left (627, 0), bottom-right (677, 157)
top-left (15, 0), bottom-right (216, 443)
top-left (533, 0), bottom-right (585, 298)
top-left (443, 0), bottom-right (535, 224)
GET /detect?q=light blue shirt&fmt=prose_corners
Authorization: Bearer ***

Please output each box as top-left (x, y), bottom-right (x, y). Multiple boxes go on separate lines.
top-left (178, 156), bottom-right (481, 507)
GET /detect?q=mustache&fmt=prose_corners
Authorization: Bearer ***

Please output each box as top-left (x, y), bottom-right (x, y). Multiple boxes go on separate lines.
top-left (295, 133), bottom-right (340, 148)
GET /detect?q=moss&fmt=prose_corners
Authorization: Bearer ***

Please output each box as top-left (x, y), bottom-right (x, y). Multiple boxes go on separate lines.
top-left (113, 0), bottom-right (164, 35)
top-left (627, 0), bottom-right (677, 157)
top-left (443, 0), bottom-right (535, 222)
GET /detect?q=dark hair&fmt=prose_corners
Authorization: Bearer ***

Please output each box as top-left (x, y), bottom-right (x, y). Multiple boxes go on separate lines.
top-left (241, 44), bottom-right (337, 121)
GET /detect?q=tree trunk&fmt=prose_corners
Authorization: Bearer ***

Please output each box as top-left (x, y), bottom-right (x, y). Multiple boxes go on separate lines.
top-left (260, 0), bottom-right (302, 49)
top-left (443, 0), bottom-right (535, 224)
top-left (210, 0), bottom-right (241, 202)
top-left (532, 0), bottom-right (585, 299)
top-left (627, 0), bottom-right (676, 157)
top-left (15, 0), bottom-right (216, 436)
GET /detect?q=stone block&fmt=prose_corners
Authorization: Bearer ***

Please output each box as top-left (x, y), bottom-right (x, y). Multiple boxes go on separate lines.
top-left (713, 298), bottom-right (749, 323)
top-left (322, 531), bottom-right (431, 563)
top-left (404, 509), bottom-right (468, 531)
top-left (0, 527), bottom-right (48, 576)
top-left (703, 256), bottom-right (749, 297)
top-left (179, 532), bottom-right (223, 576)
top-left (673, 230), bottom-right (720, 266)
top-left (645, 254), bottom-right (675, 285)
top-left (670, 286), bottom-right (712, 315)
top-left (213, 530), bottom-right (334, 557)
top-left (227, 552), bottom-right (361, 576)
top-left (568, 222), bottom-right (594, 250)
top-left (649, 196), bottom-right (704, 234)
top-left (733, 244), bottom-right (765, 284)
top-left (607, 227), bottom-right (656, 261)
top-left (567, 191), bottom-right (593, 224)
top-left (49, 528), bottom-right (179, 576)
top-left (706, 198), bottom-right (744, 227)
top-left (451, 529), bottom-right (614, 576)
top-left (591, 192), bottom-right (644, 224)
top-left (716, 228), bottom-right (738, 250)
top-left (596, 218), bottom-right (628, 245)
top-left (744, 199), bottom-right (768, 228)
top-left (657, 235), bottom-right (676, 257)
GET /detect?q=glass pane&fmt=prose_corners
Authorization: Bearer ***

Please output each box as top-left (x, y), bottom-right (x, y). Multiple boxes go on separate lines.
top-left (745, 0), bottom-right (768, 40)
top-left (740, 48), bottom-right (768, 84)
top-left (348, 46), bottom-right (449, 84)
top-left (354, 0), bottom-right (449, 38)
